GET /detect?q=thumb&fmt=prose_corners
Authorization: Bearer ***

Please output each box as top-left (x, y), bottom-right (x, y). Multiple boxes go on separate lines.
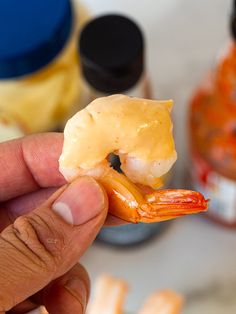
top-left (0, 177), bottom-right (108, 312)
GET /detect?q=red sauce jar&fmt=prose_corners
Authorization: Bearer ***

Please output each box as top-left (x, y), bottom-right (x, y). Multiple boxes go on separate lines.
top-left (189, 10), bottom-right (236, 227)
top-left (189, 1), bottom-right (236, 228)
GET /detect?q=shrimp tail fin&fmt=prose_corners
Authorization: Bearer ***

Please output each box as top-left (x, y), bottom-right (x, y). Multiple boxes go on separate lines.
top-left (139, 189), bottom-right (208, 222)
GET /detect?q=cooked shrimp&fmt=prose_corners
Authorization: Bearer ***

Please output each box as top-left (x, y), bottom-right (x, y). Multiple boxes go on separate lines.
top-left (88, 274), bottom-right (128, 314)
top-left (139, 290), bottom-right (184, 314)
top-left (59, 94), bottom-right (208, 223)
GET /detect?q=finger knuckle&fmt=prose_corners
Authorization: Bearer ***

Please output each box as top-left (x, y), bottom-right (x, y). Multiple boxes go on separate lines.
top-left (11, 214), bottom-right (67, 273)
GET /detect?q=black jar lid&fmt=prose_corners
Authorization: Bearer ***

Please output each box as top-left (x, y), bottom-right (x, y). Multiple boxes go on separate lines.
top-left (79, 14), bottom-right (144, 93)
top-left (231, 0), bottom-right (236, 39)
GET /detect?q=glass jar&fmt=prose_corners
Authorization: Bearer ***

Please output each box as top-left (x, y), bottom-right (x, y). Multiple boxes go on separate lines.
top-left (188, 3), bottom-right (236, 227)
top-left (0, 0), bottom-right (88, 134)
top-left (79, 14), bottom-right (168, 246)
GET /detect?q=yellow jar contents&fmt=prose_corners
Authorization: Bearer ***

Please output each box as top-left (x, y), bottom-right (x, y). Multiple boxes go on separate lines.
top-left (0, 40), bottom-right (80, 133)
top-left (0, 0), bottom-right (89, 134)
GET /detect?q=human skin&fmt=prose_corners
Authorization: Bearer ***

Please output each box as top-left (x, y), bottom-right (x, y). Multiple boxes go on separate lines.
top-left (0, 133), bottom-right (123, 314)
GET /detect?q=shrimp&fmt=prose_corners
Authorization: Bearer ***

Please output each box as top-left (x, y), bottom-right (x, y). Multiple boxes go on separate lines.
top-left (88, 275), bottom-right (183, 314)
top-left (59, 94), bottom-right (208, 223)
top-left (88, 274), bottom-right (128, 314)
top-left (139, 290), bottom-right (184, 314)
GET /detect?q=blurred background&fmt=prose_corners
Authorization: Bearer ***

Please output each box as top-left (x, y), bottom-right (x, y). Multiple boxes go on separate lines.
top-left (1, 0), bottom-right (236, 313)
top-left (79, 1), bottom-right (236, 313)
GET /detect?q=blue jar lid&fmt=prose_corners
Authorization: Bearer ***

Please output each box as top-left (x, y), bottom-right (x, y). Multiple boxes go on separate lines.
top-left (0, 0), bottom-right (73, 79)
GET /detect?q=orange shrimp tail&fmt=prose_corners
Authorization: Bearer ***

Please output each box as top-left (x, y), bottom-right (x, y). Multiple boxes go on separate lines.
top-left (140, 189), bottom-right (209, 222)
top-left (99, 171), bottom-right (208, 223)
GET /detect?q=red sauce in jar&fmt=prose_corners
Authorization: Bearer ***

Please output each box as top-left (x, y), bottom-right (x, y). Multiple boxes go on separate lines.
top-left (189, 42), bottom-right (236, 227)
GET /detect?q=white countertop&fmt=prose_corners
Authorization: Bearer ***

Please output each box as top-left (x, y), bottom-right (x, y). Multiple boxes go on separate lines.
top-left (79, 0), bottom-right (236, 313)
top-left (83, 217), bottom-right (236, 313)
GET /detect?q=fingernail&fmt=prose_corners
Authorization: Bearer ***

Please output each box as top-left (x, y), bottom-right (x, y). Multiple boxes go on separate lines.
top-left (52, 177), bottom-right (105, 225)
top-left (65, 277), bottom-right (88, 307)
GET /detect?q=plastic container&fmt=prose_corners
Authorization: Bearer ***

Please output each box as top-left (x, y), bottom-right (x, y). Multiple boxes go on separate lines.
top-left (0, 0), bottom-right (88, 134)
top-left (188, 1), bottom-right (236, 227)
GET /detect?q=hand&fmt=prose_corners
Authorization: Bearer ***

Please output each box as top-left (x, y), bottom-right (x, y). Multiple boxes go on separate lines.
top-left (0, 133), bottom-right (109, 314)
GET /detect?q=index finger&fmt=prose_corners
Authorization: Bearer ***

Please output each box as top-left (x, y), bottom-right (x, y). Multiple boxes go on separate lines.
top-left (0, 133), bottom-right (66, 202)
